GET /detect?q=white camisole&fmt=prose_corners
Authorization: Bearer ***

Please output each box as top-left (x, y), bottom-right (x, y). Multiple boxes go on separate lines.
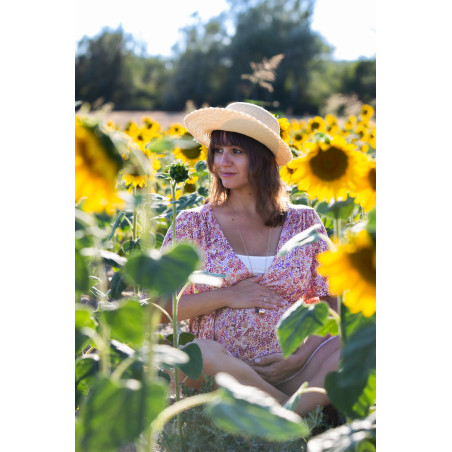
top-left (236, 255), bottom-right (275, 275)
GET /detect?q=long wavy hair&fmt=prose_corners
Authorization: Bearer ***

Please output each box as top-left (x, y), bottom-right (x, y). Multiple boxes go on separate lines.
top-left (206, 130), bottom-right (289, 227)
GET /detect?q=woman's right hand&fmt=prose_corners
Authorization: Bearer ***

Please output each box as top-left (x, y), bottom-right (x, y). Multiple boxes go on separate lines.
top-left (222, 275), bottom-right (287, 310)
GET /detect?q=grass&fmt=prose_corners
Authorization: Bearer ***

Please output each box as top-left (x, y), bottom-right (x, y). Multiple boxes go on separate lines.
top-left (155, 379), bottom-right (346, 452)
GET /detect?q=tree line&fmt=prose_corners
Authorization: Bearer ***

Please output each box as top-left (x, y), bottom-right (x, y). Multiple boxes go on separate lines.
top-left (75, 0), bottom-right (375, 116)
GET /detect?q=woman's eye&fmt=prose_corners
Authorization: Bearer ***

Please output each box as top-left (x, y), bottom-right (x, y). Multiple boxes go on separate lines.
top-left (233, 148), bottom-right (242, 154)
top-left (214, 148), bottom-right (223, 153)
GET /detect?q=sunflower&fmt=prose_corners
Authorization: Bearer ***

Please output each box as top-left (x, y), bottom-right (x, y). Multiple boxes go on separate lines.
top-left (350, 159), bottom-right (376, 212)
top-left (307, 116), bottom-right (326, 134)
top-left (318, 229), bottom-right (376, 317)
top-left (360, 104), bottom-right (375, 121)
top-left (166, 123), bottom-right (187, 136)
top-left (122, 173), bottom-right (150, 189)
top-left (142, 116), bottom-right (161, 133)
top-left (292, 135), bottom-right (367, 202)
top-left (278, 117), bottom-right (291, 144)
top-left (344, 115), bottom-right (357, 132)
top-left (291, 130), bottom-right (308, 149)
top-left (279, 159), bottom-right (302, 186)
top-left (75, 117), bottom-right (124, 213)
top-left (173, 144), bottom-right (207, 166)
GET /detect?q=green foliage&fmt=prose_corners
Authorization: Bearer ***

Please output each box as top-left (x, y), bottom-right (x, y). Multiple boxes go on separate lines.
top-left (324, 323), bottom-right (376, 419)
top-left (206, 373), bottom-right (310, 441)
top-left (98, 299), bottom-right (145, 348)
top-left (277, 301), bottom-right (338, 358)
top-left (123, 243), bottom-right (200, 296)
top-left (79, 376), bottom-right (167, 452)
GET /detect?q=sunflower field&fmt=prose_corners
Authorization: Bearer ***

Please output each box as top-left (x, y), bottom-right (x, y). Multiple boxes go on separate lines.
top-left (75, 103), bottom-right (376, 451)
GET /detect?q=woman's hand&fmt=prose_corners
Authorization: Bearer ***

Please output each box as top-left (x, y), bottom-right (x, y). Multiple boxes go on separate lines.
top-left (249, 335), bottom-right (334, 385)
top-left (248, 353), bottom-right (300, 385)
top-left (223, 275), bottom-right (287, 310)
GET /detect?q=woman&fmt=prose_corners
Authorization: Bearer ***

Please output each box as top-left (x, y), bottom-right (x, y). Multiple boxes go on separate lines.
top-left (161, 102), bottom-right (340, 416)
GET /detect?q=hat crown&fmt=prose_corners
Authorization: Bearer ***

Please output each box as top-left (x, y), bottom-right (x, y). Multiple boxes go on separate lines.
top-left (226, 102), bottom-right (280, 135)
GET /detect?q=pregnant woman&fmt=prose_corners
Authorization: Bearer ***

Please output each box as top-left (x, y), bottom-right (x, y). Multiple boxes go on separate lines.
top-left (161, 102), bottom-right (340, 416)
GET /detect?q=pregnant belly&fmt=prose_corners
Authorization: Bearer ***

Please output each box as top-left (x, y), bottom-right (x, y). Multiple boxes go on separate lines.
top-left (213, 305), bottom-right (289, 361)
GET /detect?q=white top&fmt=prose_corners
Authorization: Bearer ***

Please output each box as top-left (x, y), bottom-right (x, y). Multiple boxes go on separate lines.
top-left (236, 254), bottom-right (275, 274)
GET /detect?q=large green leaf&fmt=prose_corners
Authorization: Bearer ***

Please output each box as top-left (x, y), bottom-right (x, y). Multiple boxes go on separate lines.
top-left (108, 271), bottom-right (128, 300)
top-left (324, 323), bottom-right (376, 419)
top-left (178, 342), bottom-right (203, 380)
top-left (152, 344), bottom-right (189, 368)
top-left (123, 243), bottom-right (200, 296)
top-left (341, 303), bottom-right (376, 345)
top-left (79, 376), bottom-right (167, 452)
top-left (277, 301), bottom-right (333, 358)
top-left (75, 306), bottom-right (96, 355)
top-left (307, 412), bottom-right (376, 452)
top-left (206, 373), bottom-right (309, 441)
top-left (315, 197), bottom-right (357, 220)
top-left (75, 355), bottom-right (100, 409)
top-left (277, 224), bottom-right (325, 257)
top-left (99, 299), bottom-right (144, 348)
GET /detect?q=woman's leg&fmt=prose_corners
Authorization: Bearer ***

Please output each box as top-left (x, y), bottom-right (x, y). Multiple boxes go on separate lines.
top-left (182, 338), bottom-right (289, 404)
top-left (275, 335), bottom-right (341, 416)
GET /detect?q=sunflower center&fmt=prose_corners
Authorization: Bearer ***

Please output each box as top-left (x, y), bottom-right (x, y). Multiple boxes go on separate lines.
top-left (368, 168), bottom-right (376, 190)
top-left (287, 167), bottom-right (295, 175)
top-left (348, 247), bottom-right (376, 285)
top-left (309, 146), bottom-right (349, 181)
top-left (182, 146), bottom-right (202, 159)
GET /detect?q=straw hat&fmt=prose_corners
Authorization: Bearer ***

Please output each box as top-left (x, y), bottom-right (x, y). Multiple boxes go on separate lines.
top-left (184, 102), bottom-right (292, 166)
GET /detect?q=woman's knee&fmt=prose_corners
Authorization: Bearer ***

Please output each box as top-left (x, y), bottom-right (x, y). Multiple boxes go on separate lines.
top-left (193, 339), bottom-right (228, 372)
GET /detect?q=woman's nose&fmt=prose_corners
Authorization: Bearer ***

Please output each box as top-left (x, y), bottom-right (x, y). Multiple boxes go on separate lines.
top-left (220, 151), bottom-right (231, 165)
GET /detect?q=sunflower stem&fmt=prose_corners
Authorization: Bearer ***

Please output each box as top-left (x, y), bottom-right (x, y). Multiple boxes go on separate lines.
top-left (170, 180), bottom-right (184, 451)
top-left (132, 186), bottom-right (138, 294)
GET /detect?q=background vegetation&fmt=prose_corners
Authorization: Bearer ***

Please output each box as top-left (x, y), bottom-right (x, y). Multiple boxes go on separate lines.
top-left (75, 0), bottom-right (375, 116)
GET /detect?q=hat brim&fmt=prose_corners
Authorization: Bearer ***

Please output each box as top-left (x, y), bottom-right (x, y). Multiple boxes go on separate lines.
top-left (184, 107), bottom-right (292, 166)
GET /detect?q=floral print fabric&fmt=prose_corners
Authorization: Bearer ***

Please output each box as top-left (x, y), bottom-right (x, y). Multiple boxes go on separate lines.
top-left (161, 203), bottom-right (330, 361)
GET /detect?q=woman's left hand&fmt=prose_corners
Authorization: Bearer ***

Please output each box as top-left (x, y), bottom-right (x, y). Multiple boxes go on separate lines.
top-left (248, 353), bottom-right (299, 385)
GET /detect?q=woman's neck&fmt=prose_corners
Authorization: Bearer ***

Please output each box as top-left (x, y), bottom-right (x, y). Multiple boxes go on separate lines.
top-left (226, 189), bottom-right (258, 216)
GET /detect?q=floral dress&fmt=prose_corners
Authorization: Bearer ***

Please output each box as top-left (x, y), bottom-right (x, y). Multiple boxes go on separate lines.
top-left (161, 203), bottom-right (330, 361)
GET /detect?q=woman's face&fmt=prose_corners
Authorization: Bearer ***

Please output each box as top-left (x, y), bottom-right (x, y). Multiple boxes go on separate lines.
top-left (213, 143), bottom-right (251, 191)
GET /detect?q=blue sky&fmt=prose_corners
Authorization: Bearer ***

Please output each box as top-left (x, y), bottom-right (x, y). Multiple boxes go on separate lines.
top-left (75, 0), bottom-right (375, 60)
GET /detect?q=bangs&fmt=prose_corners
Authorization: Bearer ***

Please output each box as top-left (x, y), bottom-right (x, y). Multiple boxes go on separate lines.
top-left (210, 130), bottom-right (260, 151)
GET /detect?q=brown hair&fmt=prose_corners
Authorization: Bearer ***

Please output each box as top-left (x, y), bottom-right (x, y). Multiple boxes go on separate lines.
top-left (206, 130), bottom-right (289, 227)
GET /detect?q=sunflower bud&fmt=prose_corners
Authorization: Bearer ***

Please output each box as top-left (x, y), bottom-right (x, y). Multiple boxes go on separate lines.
top-left (168, 161), bottom-right (190, 184)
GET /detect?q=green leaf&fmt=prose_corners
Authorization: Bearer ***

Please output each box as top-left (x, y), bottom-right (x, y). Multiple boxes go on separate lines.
top-left (366, 209), bottom-right (376, 244)
top-left (100, 249), bottom-right (127, 268)
top-left (75, 306), bottom-right (96, 354)
top-left (99, 299), bottom-right (144, 348)
top-left (277, 224), bottom-right (325, 257)
top-left (75, 355), bottom-right (100, 408)
top-left (178, 342), bottom-right (203, 380)
top-left (121, 239), bottom-right (143, 256)
top-left (277, 301), bottom-right (330, 358)
top-left (306, 412), bottom-right (376, 452)
top-left (206, 373), bottom-right (309, 441)
top-left (123, 243), bottom-right (200, 296)
top-left (315, 197), bottom-right (357, 220)
top-left (75, 250), bottom-right (90, 295)
top-left (79, 376), bottom-right (167, 452)
top-left (153, 344), bottom-right (189, 368)
top-left (324, 323), bottom-right (376, 419)
top-left (165, 332), bottom-right (196, 346)
top-left (341, 303), bottom-right (376, 345)
top-left (107, 211), bottom-right (125, 241)
top-left (188, 270), bottom-right (225, 287)
top-left (108, 271), bottom-right (128, 300)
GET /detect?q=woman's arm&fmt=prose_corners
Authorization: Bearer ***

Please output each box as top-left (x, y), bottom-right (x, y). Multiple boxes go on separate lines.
top-left (159, 274), bottom-right (287, 323)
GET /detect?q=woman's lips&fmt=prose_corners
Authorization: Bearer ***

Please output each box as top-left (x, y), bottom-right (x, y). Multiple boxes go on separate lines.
top-left (220, 172), bottom-right (236, 177)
